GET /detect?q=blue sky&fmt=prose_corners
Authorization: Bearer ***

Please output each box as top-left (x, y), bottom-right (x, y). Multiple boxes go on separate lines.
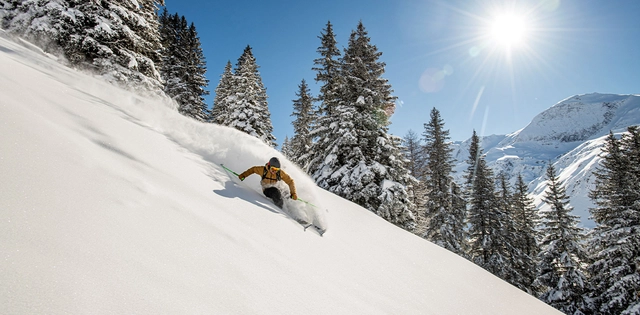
top-left (165, 0), bottom-right (640, 144)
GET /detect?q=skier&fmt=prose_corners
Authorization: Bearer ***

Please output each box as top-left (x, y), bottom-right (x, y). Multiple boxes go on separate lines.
top-left (238, 157), bottom-right (298, 208)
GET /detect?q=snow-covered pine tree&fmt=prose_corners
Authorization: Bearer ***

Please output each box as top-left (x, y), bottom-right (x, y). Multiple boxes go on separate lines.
top-left (159, 12), bottom-right (209, 121)
top-left (466, 141), bottom-right (503, 274)
top-left (375, 132), bottom-right (416, 230)
top-left (226, 46), bottom-right (276, 147)
top-left (312, 20), bottom-right (341, 117)
top-left (621, 127), bottom-right (640, 315)
top-left (0, 0), bottom-right (11, 20)
top-left (182, 21), bottom-right (209, 120)
top-left (311, 21), bottom-right (414, 229)
top-left (209, 60), bottom-right (234, 125)
top-left (588, 129), bottom-right (640, 315)
top-left (495, 173), bottom-right (529, 290)
top-left (160, 13), bottom-right (189, 112)
top-left (511, 173), bottom-right (541, 295)
top-left (621, 127), bottom-right (640, 314)
top-left (422, 108), bottom-right (465, 255)
top-left (450, 181), bottom-right (467, 255)
top-left (158, 7), bottom-right (172, 47)
top-left (464, 130), bottom-right (481, 190)
top-left (402, 129), bottom-right (428, 234)
top-left (77, 0), bottom-right (164, 90)
top-left (535, 163), bottom-right (591, 315)
top-left (280, 136), bottom-right (292, 159)
top-left (289, 79), bottom-right (316, 170)
top-left (462, 130), bottom-right (483, 260)
top-left (308, 20), bottom-right (342, 175)
top-left (402, 130), bottom-right (426, 185)
top-left (1, 0), bottom-right (81, 60)
top-left (311, 97), bottom-right (371, 212)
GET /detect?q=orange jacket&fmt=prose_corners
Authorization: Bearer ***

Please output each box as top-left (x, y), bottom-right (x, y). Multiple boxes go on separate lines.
top-left (239, 166), bottom-right (297, 197)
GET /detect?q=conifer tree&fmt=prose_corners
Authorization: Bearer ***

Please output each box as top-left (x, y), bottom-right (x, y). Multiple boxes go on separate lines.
top-left (340, 21), bottom-right (396, 127)
top-left (466, 141), bottom-right (500, 271)
top-left (450, 181), bottom-right (467, 255)
top-left (1, 0), bottom-right (81, 59)
top-left (158, 8), bottom-right (172, 49)
top-left (75, 0), bottom-right (164, 90)
top-left (588, 129), bottom-right (640, 315)
top-left (181, 22), bottom-right (209, 120)
top-left (209, 61), bottom-right (234, 124)
top-left (308, 20), bottom-right (343, 175)
top-left (289, 79), bottom-right (316, 170)
top-left (495, 173), bottom-right (528, 289)
top-left (422, 108), bottom-right (464, 255)
top-left (535, 163), bottom-right (591, 314)
top-left (312, 20), bottom-right (341, 117)
top-left (511, 173), bottom-right (541, 295)
top-left (464, 130), bottom-right (481, 190)
top-left (402, 130), bottom-right (426, 184)
top-left (160, 13), bottom-right (186, 100)
top-left (310, 21), bottom-right (414, 229)
top-left (226, 46), bottom-right (276, 147)
top-left (281, 136), bottom-right (293, 159)
top-left (402, 130), bottom-right (428, 234)
top-left (159, 12), bottom-right (209, 121)
top-left (375, 133), bottom-right (416, 230)
top-left (467, 142), bottom-right (496, 266)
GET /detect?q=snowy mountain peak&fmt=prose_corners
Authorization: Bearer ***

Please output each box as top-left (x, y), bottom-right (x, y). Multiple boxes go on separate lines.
top-left (516, 93), bottom-right (639, 143)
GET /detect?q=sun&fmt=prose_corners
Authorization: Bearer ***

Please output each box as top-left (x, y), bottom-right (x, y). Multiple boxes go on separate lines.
top-left (489, 13), bottom-right (528, 48)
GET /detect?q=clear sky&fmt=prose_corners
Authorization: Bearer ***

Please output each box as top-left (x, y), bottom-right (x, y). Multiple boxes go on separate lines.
top-left (164, 0), bottom-right (640, 144)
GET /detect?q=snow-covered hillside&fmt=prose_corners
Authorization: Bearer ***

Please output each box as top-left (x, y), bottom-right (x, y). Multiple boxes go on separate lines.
top-left (0, 32), bottom-right (560, 314)
top-left (453, 93), bottom-right (640, 228)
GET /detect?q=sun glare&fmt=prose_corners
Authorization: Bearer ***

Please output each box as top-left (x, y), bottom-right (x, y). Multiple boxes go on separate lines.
top-left (490, 13), bottom-right (527, 47)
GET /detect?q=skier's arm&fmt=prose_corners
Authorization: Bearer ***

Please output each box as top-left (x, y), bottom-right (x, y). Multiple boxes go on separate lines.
top-left (280, 171), bottom-right (297, 200)
top-left (238, 166), bottom-right (262, 181)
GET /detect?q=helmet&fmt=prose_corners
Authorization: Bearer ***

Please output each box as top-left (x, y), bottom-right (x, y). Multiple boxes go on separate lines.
top-left (268, 157), bottom-right (280, 168)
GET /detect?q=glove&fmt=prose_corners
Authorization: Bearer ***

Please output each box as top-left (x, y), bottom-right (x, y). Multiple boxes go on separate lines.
top-left (291, 193), bottom-right (298, 200)
top-left (239, 175), bottom-right (245, 181)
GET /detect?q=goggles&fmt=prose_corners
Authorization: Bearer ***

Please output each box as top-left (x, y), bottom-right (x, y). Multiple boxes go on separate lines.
top-left (269, 166), bottom-right (280, 172)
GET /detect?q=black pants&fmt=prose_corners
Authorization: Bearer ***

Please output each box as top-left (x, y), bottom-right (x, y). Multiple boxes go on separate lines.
top-left (263, 187), bottom-right (284, 209)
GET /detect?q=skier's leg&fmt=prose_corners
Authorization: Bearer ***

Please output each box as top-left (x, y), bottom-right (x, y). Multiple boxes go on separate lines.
top-left (263, 187), bottom-right (284, 208)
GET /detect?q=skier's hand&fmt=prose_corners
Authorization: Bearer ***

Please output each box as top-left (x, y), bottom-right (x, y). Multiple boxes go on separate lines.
top-left (239, 175), bottom-right (245, 181)
top-left (291, 193), bottom-right (298, 200)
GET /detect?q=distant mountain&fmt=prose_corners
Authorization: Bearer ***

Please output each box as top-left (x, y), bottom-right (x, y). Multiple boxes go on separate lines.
top-left (452, 93), bottom-right (640, 228)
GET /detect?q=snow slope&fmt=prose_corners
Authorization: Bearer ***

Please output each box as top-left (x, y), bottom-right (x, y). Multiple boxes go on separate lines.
top-left (0, 32), bottom-right (561, 314)
top-left (453, 93), bottom-right (640, 228)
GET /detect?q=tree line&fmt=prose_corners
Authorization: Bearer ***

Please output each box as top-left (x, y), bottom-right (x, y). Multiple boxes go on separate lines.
top-left (2, 2), bottom-right (637, 313)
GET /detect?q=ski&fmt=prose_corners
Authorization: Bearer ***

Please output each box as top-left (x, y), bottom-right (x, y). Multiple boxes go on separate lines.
top-left (303, 224), bottom-right (326, 236)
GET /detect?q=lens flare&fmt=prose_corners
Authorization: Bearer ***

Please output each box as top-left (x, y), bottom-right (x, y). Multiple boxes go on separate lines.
top-left (419, 66), bottom-right (454, 93)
